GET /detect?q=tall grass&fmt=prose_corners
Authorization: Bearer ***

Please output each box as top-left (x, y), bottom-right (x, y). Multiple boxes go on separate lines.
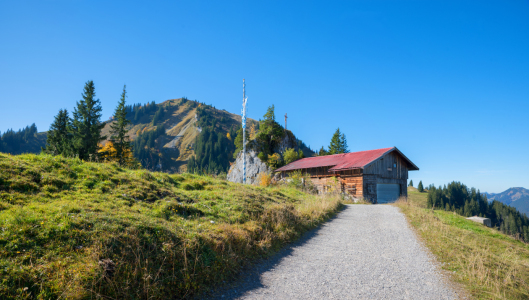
top-left (396, 191), bottom-right (529, 299)
top-left (0, 153), bottom-right (341, 299)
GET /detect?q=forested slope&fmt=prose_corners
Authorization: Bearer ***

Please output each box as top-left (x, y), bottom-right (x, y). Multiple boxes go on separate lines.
top-left (0, 124), bottom-right (46, 155)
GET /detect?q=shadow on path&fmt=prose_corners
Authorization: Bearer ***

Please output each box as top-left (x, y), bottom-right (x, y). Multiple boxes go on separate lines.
top-left (199, 205), bottom-right (350, 300)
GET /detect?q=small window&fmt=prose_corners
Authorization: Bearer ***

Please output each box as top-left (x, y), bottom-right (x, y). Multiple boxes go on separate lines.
top-left (393, 163), bottom-right (397, 168)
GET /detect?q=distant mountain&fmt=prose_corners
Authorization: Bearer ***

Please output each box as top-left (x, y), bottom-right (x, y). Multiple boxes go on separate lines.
top-left (484, 187), bottom-right (529, 216)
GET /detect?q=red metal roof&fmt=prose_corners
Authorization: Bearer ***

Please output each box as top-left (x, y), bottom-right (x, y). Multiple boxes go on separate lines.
top-left (275, 147), bottom-right (418, 172)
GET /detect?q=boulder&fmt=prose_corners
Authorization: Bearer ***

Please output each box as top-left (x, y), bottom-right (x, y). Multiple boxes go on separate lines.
top-left (466, 216), bottom-right (492, 227)
top-left (227, 148), bottom-right (270, 184)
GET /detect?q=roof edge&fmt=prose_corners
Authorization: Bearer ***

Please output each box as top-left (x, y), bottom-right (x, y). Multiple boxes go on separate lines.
top-left (362, 147), bottom-right (419, 171)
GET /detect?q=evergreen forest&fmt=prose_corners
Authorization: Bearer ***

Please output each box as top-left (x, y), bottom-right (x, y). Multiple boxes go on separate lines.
top-left (0, 123), bottom-right (43, 155)
top-left (186, 104), bottom-right (239, 174)
top-left (131, 126), bottom-right (166, 170)
top-left (427, 181), bottom-right (529, 243)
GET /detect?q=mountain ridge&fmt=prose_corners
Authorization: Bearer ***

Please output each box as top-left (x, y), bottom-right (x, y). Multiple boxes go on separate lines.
top-left (484, 187), bottom-right (529, 216)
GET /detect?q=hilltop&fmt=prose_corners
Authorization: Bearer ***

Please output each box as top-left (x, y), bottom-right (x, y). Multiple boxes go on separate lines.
top-left (100, 98), bottom-right (258, 172)
top-left (484, 187), bottom-right (529, 215)
top-left (0, 152), bottom-right (340, 299)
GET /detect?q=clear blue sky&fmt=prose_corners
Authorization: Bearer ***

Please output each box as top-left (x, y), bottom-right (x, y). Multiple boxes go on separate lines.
top-left (1, 1), bottom-right (528, 193)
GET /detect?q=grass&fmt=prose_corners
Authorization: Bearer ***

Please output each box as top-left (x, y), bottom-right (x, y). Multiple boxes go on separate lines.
top-left (0, 153), bottom-right (342, 299)
top-left (395, 189), bottom-right (529, 299)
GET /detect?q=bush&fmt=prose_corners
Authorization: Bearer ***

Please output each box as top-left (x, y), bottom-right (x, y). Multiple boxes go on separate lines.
top-left (257, 152), bottom-right (267, 162)
top-left (283, 148), bottom-right (298, 165)
top-left (257, 172), bottom-right (272, 187)
top-left (267, 153), bottom-right (282, 169)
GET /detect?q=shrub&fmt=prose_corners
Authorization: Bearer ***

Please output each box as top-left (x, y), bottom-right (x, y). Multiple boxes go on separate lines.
top-left (283, 148), bottom-right (298, 165)
top-left (257, 172), bottom-right (272, 187)
top-left (257, 152), bottom-right (267, 162)
top-left (267, 153), bottom-right (282, 169)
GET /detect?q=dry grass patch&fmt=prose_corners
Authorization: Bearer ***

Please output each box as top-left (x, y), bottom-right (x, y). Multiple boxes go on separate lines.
top-left (396, 191), bottom-right (529, 299)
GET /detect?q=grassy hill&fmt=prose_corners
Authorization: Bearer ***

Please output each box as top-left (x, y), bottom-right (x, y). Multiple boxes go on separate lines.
top-left (397, 188), bottom-right (529, 299)
top-left (0, 153), bottom-right (341, 299)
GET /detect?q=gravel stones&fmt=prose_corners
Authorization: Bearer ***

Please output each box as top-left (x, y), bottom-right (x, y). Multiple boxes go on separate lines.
top-left (207, 205), bottom-right (459, 300)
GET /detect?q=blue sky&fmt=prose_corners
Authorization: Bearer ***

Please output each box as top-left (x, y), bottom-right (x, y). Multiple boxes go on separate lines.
top-left (1, 1), bottom-right (528, 192)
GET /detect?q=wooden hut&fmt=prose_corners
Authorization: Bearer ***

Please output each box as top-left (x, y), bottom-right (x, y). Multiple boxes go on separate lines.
top-left (275, 147), bottom-right (419, 203)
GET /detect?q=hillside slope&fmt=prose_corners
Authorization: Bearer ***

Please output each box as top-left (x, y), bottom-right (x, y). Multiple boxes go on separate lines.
top-left (0, 153), bottom-right (341, 299)
top-left (485, 187), bottom-right (529, 216)
top-left (398, 188), bottom-right (529, 299)
top-left (101, 98), bottom-right (258, 172)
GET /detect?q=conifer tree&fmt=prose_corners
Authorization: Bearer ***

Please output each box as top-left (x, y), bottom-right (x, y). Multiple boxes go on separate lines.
top-left (233, 127), bottom-right (248, 159)
top-left (44, 109), bottom-right (73, 156)
top-left (152, 106), bottom-right (164, 125)
top-left (418, 180), bottom-right (424, 192)
top-left (109, 85), bottom-right (132, 166)
top-left (409, 180), bottom-right (414, 187)
top-left (71, 81), bottom-right (106, 160)
top-left (318, 146), bottom-right (328, 156)
top-left (328, 128), bottom-right (349, 154)
top-left (340, 132), bottom-right (349, 153)
top-left (256, 105), bottom-right (284, 155)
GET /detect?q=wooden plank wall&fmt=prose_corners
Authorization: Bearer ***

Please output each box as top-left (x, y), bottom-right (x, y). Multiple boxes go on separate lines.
top-left (363, 174), bottom-right (378, 203)
top-left (363, 151), bottom-right (408, 180)
top-left (283, 170), bottom-right (364, 197)
top-left (339, 175), bottom-right (363, 197)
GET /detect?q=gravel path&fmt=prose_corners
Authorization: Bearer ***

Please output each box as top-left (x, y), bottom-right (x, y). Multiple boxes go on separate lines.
top-left (206, 205), bottom-right (461, 300)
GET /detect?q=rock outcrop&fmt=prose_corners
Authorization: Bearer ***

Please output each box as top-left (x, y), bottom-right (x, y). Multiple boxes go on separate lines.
top-left (274, 130), bottom-right (298, 154)
top-left (227, 148), bottom-right (270, 184)
top-left (227, 130), bottom-right (314, 184)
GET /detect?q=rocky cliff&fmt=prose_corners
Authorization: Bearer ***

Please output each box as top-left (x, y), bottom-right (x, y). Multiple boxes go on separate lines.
top-left (227, 130), bottom-right (312, 184)
top-left (227, 147), bottom-right (270, 184)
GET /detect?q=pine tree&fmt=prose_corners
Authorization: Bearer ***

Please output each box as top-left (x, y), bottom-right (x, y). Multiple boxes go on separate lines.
top-left (409, 180), bottom-right (414, 187)
top-left (256, 105), bottom-right (284, 156)
top-left (109, 85), bottom-right (132, 166)
top-left (328, 128), bottom-right (348, 154)
top-left (152, 106), bottom-right (164, 125)
top-left (418, 180), bottom-right (424, 192)
top-left (71, 81), bottom-right (106, 160)
top-left (340, 132), bottom-right (349, 153)
top-left (318, 146), bottom-right (328, 156)
top-left (44, 109), bottom-right (73, 156)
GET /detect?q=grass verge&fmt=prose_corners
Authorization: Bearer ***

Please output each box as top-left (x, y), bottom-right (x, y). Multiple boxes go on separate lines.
top-left (396, 190), bottom-right (529, 299)
top-left (0, 153), bottom-right (342, 299)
